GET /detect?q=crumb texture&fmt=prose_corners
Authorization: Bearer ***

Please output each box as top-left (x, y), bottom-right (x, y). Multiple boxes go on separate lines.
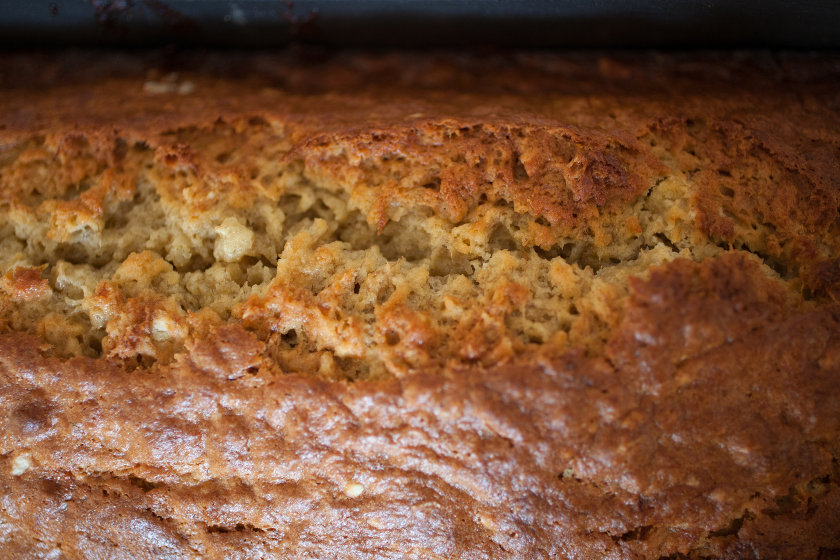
top-left (1, 51), bottom-right (839, 559)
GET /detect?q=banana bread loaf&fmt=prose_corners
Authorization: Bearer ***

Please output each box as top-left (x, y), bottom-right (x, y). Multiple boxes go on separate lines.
top-left (1, 50), bottom-right (839, 559)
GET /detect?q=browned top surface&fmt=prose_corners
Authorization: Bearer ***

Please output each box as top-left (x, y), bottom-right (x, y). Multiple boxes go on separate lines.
top-left (3, 51), bottom-right (840, 253)
top-left (1, 51), bottom-right (840, 559)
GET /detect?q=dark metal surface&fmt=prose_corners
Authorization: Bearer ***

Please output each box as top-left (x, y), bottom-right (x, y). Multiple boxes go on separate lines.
top-left (1, 0), bottom-right (840, 49)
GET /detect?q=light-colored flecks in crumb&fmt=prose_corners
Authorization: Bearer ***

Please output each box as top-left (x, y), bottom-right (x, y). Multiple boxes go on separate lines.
top-left (143, 73), bottom-right (196, 95)
top-left (345, 482), bottom-right (365, 498)
top-left (11, 453), bottom-right (31, 476)
top-left (214, 217), bottom-right (255, 263)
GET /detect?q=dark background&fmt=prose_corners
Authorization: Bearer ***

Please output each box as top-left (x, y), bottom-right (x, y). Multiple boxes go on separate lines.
top-left (1, 0), bottom-right (840, 49)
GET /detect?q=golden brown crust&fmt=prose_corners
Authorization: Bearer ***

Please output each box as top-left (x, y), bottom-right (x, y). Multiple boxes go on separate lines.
top-left (1, 51), bottom-right (840, 559)
top-left (0, 266), bottom-right (51, 302)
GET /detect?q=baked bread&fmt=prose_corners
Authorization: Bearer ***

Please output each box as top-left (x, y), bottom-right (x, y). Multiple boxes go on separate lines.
top-left (1, 50), bottom-right (839, 559)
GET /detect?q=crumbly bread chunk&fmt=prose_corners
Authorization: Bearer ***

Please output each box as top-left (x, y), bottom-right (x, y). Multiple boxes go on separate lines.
top-left (1, 51), bottom-right (839, 559)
